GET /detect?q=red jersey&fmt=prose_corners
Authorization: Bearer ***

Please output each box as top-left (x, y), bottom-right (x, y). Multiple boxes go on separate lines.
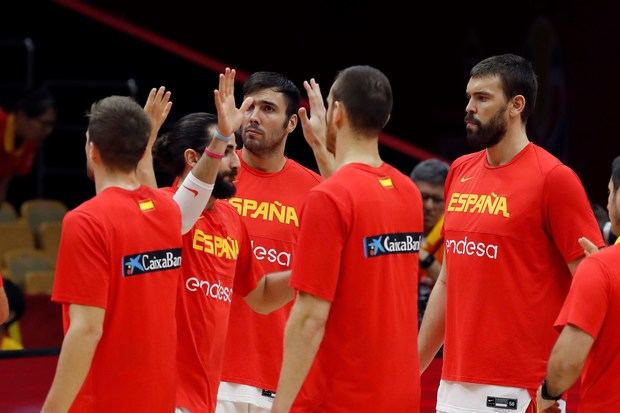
top-left (52, 186), bottom-right (182, 412)
top-left (442, 143), bottom-right (603, 389)
top-left (0, 109), bottom-right (39, 177)
top-left (290, 163), bottom-right (423, 412)
top-left (162, 186), bottom-right (258, 413)
top-left (555, 245), bottom-right (620, 412)
top-left (220, 155), bottom-right (321, 390)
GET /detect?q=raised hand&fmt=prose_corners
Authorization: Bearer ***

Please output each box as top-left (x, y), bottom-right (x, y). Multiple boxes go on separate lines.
top-left (144, 86), bottom-right (173, 140)
top-left (299, 79), bottom-right (328, 151)
top-left (213, 68), bottom-right (253, 137)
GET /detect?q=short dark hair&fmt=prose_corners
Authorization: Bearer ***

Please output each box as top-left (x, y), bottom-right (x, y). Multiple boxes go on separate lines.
top-left (243, 72), bottom-right (300, 119)
top-left (15, 86), bottom-right (55, 118)
top-left (153, 112), bottom-right (218, 177)
top-left (612, 156), bottom-right (620, 192)
top-left (87, 96), bottom-right (151, 173)
top-left (410, 159), bottom-right (450, 185)
top-left (331, 65), bottom-right (392, 134)
top-left (470, 54), bottom-right (538, 122)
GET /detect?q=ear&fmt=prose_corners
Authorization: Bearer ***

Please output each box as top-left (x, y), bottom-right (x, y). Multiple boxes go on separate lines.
top-left (333, 101), bottom-right (344, 127)
top-left (88, 141), bottom-right (98, 163)
top-left (183, 148), bottom-right (200, 168)
top-left (510, 95), bottom-right (526, 118)
top-left (287, 113), bottom-right (298, 134)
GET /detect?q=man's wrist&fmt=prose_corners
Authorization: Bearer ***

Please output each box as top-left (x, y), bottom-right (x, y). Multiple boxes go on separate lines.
top-left (419, 253), bottom-right (435, 269)
top-left (214, 128), bottom-right (233, 143)
top-left (540, 379), bottom-right (562, 401)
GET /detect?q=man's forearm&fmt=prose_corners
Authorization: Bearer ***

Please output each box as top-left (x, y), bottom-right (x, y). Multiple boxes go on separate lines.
top-left (418, 273), bottom-right (447, 373)
top-left (311, 145), bottom-right (336, 178)
top-left (245, 270), bottom-right (294, 314)
top-left (273, 303), bottom-right (325, 412)
top-left (42, 325), bottom-right (101, 412)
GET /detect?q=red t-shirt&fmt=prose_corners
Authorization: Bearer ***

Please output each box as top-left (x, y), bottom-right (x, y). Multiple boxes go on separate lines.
top-left (0, 109), bottom-right (39, 177)
top-left (442, 143), bottom-right (604, 389)
top-left (220, 155), bottom-right (321, 390)
top-left (162, 186), bottom-right (257, 413)
top-left (52, 186), bottom-right (182, 412)
top-left (555, 245), bottom-right (620, 412)
top-left (290, 163), bottom-right (423, 412)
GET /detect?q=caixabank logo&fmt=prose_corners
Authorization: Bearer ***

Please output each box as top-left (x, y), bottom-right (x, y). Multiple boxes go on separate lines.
top-left (122, 248), bottom-right (182, 276)
top-left (363, 232), bottom-right (422, 258)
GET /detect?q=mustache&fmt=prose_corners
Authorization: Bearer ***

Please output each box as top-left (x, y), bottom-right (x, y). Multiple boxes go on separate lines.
top-left (244, 126), bottom-right (263, 135)
top-left (464, 113), bottom-right (481, 126)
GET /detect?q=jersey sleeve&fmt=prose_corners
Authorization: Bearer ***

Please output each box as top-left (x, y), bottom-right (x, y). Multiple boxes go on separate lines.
top-left (290, 189), bottom-right (347, 302)
top-left (543, 165), bottom-right (604, 262)
top-left (233, 220), bottom-right (259, 297)
top-left (555, 257), bottom-right (609, 339)
top-left (52, 211), bottom-right (110, 309)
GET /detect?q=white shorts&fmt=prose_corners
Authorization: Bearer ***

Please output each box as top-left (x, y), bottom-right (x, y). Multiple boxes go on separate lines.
top-left (436, 380), bottom-right (566, 413)
top-left (216, 382), bottom-right (274, 412)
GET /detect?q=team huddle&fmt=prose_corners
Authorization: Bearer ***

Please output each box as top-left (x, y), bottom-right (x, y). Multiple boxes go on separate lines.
top-left (31, 55), bottom-right (619, 413)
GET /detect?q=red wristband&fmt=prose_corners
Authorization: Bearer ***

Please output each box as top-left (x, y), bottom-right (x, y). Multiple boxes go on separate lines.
top-left (204, 147), bottom-right (224, 159)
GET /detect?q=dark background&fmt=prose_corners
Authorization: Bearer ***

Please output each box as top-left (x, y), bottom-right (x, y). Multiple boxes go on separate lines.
top-left (2, 0), bottom-right (619, 210)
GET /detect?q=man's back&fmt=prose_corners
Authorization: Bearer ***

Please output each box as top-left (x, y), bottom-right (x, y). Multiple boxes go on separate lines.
top-left (290, 162), bottom-right (423, 411)
top-left (52, 186), bottom-right (182, 412)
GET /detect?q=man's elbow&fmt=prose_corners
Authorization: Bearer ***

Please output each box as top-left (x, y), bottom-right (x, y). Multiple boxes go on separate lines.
top-left (548, 355), bottom-right (584, 379)
top-left (71, 322), bottom-right (104, 344)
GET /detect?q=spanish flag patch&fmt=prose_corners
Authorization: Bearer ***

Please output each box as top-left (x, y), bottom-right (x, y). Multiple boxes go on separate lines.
top-left (378, 177), bottom-right (393, 188)
top-left (139, 199), bottom-right (155, 212)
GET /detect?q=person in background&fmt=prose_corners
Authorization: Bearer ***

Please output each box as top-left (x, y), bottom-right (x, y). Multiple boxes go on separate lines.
top-left (0, 87), bottom-right (56, 203)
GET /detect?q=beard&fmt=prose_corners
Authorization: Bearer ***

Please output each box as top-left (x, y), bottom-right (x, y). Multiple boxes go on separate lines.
top-left (241, 125), bottom-right (286, 156)
top-left (465, 105), bottom-right (507, 150)
top-left (211, 170), bottom-right (237, 199)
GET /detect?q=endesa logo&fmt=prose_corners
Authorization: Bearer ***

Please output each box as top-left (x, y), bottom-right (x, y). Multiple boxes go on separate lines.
top-left (122, 248), bottom-right (182, 277)
top-left (363, 232), bottom-right (422, 258)
top-left (444, 236), bottom-right (499, 260)
top-left (185, 276), bottom-right (233, 303)
top-left (251, 240), bottom-right (291, 268)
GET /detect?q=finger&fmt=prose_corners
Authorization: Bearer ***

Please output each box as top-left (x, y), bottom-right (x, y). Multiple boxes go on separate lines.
top-left (214, 89), bottom-right (223, 113)
top-left (298, 107), bottom-right (310, 130)
top-left (162, 91), bottom-right (172, 107)
top-left (162, 101), bottom-right (173, 120)
top-left (310, 78), bottom-right (325, 110)
top-left (229, 68), bottom-right (237, 97)
top-left (239, 96), bottom-right (253, 113)
top-left (144, 87), bottom-right (157, 109)
top-left (578, 236), bottom-right (599, 256)
top-left (223, 67), bottom-right (232, 97)
top-left (155, 86), bottom-right (165, 103)
top-left (218, 73), bottom-right (225, 98)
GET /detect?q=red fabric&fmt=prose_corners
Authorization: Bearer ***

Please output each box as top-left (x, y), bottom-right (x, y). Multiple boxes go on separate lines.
top-left (52, 186), bottom-right (182, 412)
top-left (162, 186), bottom-right (258, 413)
top-left (19, 294), bottom-right (63, 348)
top-left (0, 109), bottom-right (39, 177)
top-left (555, 245), bottom-right (620, 412)
top-left (290, 163), bottom-right (423, 412)
top-left (442, 143), bottom-right (604, 390)
top-left (0, 356), bottom-right (583, 412)
top-left (220, 155), bottom-right (321, 391)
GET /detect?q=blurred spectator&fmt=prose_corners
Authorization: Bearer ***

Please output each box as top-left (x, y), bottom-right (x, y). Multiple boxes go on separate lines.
top-left (0, 278), bottom-right (26, 350)
top-left (410, 158), bottom-right (450, 324)
top-left (0, 87), bottom-right (56, 203)
top-left (591, 202), bottom-right (617, 246)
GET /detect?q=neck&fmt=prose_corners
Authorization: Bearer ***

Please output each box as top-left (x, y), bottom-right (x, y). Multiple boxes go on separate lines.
top-left (94, 169), bottom-right (141, 194)
top-left (486, 122), bottom-right (529, 166)
top-left (241, 145), bottom-right (287, 173)
top-left (334, 130), bottom-right (383, 169)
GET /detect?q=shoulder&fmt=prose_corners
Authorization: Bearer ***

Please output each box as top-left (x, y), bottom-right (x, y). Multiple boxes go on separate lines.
top-left (450, 150), bottom-right (484, 172)
top-left (285, 159), bottom-right (322, 183)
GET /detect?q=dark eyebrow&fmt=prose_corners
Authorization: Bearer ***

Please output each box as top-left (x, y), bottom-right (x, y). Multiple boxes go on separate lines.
top-left (254, 99), bottom-right (279, 109)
